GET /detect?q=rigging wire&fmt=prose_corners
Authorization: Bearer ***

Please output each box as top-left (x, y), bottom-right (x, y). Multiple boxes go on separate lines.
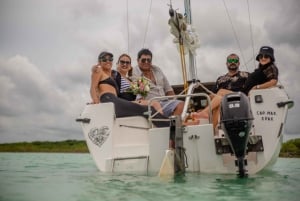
top-left (246, 0), bottom-right (256, 69)
top-left (126, 0), bottom-right (130, 53)
top-left (222, 0), bottom-right (249, 71)
top-left (142, 0), bottom-right (153, 48)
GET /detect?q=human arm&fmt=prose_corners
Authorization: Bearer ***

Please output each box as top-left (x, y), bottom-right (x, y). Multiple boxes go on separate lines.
top-left (166, 90), bottom-right (175, 96)
top-left (252, 79), bottom-right (277, 90)
top-left (252, 64), bottom-right (278, 90)
top-left (155, 66), bottom-right (174, 95)
top-left (90, 65), bottom-right (101, 104)
top-left (213, 76), bottom-right (222, 94)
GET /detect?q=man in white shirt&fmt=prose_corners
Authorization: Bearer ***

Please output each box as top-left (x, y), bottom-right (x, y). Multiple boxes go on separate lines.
top-left (132, 48), bottom-right (184, 116)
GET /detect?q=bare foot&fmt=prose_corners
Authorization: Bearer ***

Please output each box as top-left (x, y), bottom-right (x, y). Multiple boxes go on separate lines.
top-left (192, 111), bottom-right (209, 119)
top-left (183, 119), bottom-right (200, 126)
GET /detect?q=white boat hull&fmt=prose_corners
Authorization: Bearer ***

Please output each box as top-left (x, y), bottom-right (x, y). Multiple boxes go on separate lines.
top-left (77, 86), bottom-right (292, 175)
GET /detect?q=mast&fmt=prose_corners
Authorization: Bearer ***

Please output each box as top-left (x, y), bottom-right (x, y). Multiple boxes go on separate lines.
top-left (168, 0), bottom-right (200, 94)
top-left (184, 0), bottom-right (197, 81)
top-left (168, 0), bottom-right (188, 92)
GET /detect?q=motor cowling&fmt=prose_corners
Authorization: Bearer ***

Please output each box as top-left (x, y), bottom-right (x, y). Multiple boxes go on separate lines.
top-left (220, 92), bottom-right (253, 158)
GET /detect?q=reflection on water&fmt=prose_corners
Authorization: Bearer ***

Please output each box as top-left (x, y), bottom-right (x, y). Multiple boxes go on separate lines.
top-left (0, 153), bottom-right (299, 201)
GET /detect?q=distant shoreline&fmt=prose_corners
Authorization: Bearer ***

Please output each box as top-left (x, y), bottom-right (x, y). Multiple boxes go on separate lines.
top-left (0, 139), bottom-right (299, 158)
top-left (0, 140), bottom-right (88, 153)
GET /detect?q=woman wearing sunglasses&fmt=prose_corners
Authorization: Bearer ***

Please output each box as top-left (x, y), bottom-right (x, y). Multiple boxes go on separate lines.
top-left (243, 46), bottom-right (279, 95)
top-left (90, 51), bottom-right (168, 127)
top-left (114, 53), bottom-right (163, 114)
top-left (114, 53), bottom-right (136, 101)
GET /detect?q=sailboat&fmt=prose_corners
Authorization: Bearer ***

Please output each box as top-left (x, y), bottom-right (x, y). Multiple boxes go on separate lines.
top-left (76, 0), bottom-right (294, 177)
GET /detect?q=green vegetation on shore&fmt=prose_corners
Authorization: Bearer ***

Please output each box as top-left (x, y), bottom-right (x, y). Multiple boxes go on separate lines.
top-left (279, 138), bottom-right (300, 158)
top-left (0, 140), bottom-right (88, 153)
top-left (0, 138), bottom-right (299, 157)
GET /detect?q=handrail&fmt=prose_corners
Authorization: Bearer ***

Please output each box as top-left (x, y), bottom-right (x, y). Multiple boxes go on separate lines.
top-left (146, 92), bottom-right (212, 127)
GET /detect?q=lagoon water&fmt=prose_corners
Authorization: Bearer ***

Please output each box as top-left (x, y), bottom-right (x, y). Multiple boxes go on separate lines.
top-left (0, 153), bottom-right (299, 201)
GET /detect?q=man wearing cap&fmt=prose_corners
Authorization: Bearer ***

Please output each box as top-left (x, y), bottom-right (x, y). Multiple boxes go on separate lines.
top-left (243, 46), bottom-right (279, 95)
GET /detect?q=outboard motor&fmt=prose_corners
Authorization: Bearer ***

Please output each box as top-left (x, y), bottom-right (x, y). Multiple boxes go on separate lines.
top-left (220, 92), bottom-right (253, 177)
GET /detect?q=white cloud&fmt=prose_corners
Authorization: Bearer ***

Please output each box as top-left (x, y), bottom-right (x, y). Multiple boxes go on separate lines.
top-left (0, 56), bottom-right (83, 142)
top-left (0, 0), bottom-right (299, 142)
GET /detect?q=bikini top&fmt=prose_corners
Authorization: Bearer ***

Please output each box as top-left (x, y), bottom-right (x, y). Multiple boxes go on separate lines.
top-left (98, 77), bottom-right (119, 91)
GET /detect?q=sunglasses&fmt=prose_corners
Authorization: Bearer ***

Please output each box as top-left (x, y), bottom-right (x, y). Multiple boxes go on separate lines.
top-left (119, 60), bottom-right (131, 65)
top-left (258, 54), bottom-right (270, 59)
top-left (101, 57), bottom-right (113, 62)
top-left (227, 58), bottom-right (239, 63)
top-left (141, 58), bottom-right (152, 63)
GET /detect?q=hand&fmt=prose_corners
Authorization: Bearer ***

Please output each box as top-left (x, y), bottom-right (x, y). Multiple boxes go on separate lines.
top-left (251, 86), bottom-right (257, 90)
top-left (87, 100), bottom-right (99, 104)
top-left (91, 64), bottom-right (101, 73)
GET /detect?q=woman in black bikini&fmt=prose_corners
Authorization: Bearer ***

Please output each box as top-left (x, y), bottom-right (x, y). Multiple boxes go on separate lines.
top-left (90, 51), bottom-right (169, 127)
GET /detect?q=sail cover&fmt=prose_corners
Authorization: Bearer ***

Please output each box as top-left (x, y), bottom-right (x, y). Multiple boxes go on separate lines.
top-left (168, 12), bottom-right (200, 55)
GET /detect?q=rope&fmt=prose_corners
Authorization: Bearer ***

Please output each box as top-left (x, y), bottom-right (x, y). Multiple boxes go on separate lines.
top-left (126, 0), bottom-right (130, 53)
top-left (178, 81), bottom-right (222, 101)
top-left (246, 0), bottom-right (256, 69)
top-left (149, 81), bottom-right (222, 120)
top-left (222, 0), bottom-right (249, 71)
top-left (142, 0), bottom-right (153, 48)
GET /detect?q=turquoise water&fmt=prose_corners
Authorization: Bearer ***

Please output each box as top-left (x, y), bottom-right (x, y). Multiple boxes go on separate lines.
top-left (0, 153), bottom-right (299, 201)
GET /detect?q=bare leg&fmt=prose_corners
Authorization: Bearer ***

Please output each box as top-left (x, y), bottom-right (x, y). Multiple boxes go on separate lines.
top-left (212, 105), bottom-right (220, 131)
top-left (192, 95), bottom-right (221, 119)
top-left (151, 101), bottom-right (163, 114)
top-left (172, 101), bottom-right (184, 116)
top-left (136, 100), bottom-right (163, 114)
top-left (193, 89), bottom-right (233, 120)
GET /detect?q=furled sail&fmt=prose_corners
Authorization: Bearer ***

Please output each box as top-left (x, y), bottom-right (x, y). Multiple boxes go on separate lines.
top-left (168, 11), bottom-right (200, 55)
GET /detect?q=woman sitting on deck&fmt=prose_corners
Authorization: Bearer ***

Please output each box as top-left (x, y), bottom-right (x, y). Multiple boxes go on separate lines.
top-left (89, 51), bottom-right (169, 127)
top-left (114, 53), bottom-right (163, 114)
top-left (243, 46), bottom-right (279, 95)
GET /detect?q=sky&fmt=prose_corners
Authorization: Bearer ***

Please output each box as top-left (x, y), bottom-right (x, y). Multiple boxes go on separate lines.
top-left (0, 0), bottom-right (299, 143)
